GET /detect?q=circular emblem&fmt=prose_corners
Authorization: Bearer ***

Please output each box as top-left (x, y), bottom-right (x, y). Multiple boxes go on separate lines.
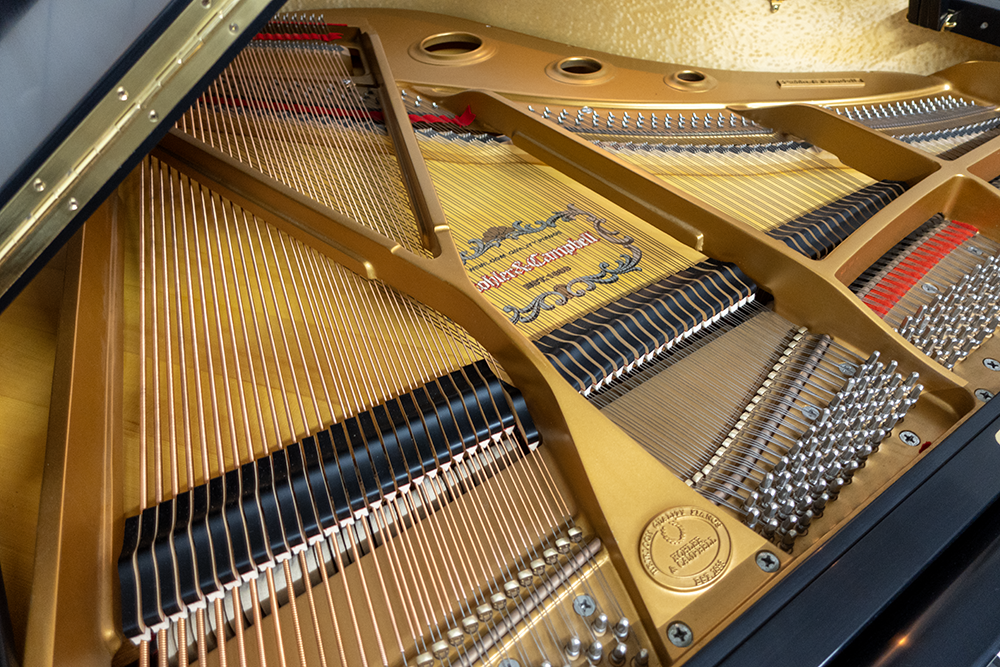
top-left (639, 507), bottom-right (731, 591)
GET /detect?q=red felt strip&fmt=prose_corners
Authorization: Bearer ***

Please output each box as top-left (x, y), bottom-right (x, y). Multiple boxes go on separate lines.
top-left (253, 32), bottom-right (344, 42)
top-left (408, 106), bottom-right (476, 127)
top-left (860, 220), bottom-right (977, 317)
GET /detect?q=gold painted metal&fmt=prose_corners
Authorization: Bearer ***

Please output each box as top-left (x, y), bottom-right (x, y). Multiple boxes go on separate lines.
top-left (337, 9), bottom-right (944, 108)
top-left (639, 507), bottom-right (732, 592)
top-left (24, 201), bottom-right (123, 667)
top-left (408, 31), bottom-right (497, 66)
top-left (0, 0), bottom-right (279, 308)
top-left (437, 89), bottom-right (973, 415)
top-left (23, 7), bottom-right (1000, 667)
top-left (545, 57), bottom-right (616, 86)
top-left (777, 77), bottom-right (865, 88)
top-left (665, 70), bottom-right (718, 93)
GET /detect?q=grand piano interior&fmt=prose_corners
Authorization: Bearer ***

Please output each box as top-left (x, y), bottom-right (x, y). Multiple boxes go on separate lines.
top-left (4, 2), bottom-right (1000, 667)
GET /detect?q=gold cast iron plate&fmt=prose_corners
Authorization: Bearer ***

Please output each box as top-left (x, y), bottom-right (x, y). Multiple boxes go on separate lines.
top-left (639, 506), bottom-right (732, 591)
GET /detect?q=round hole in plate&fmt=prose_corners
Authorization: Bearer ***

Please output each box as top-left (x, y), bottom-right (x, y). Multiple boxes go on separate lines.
top-left (665, 69), bottom-right (717, 92)
top-left (546, 56), bottom-right (614, 84)
top-left (420, 32), bottom-right (483, 56)
top-left (675, 70), bottom-right (706, 82)
top-left (559, 57), bottom-right (603, 75)
top-left (411, 32), bottom-right (494, 65)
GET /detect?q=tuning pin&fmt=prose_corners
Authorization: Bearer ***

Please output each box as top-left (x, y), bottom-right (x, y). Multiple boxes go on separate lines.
top-left (592, 612), bottom-right (609, 636)
top-left (609, 642), bottom-right (629, 666)
top-left (587, 640), bottom-right (604, 664)
top-left (613, 617), bottom-right (631, 640)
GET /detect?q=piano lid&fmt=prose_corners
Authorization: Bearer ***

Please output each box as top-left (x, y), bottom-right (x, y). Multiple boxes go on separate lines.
top-left (0, 0), bottom-right (283, 313)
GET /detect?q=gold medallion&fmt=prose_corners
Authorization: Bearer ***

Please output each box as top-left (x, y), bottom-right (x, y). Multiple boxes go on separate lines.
top-left (639, 507), bottom-right (732, 591)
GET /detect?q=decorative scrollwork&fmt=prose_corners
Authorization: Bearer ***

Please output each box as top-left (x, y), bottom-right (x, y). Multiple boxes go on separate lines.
top-left (460, 208), bottom-right (579, 264)
top-left (502, 205), bottom-right (643, 324)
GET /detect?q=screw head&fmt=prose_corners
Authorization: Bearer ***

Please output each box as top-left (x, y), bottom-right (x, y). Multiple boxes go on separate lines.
top-left (148, 110), bottom-right (158, 122)
top-left (67, 197), bottom-right (79, 211)
top-left (899, 430), bottom-right (921, 447)
top-left (755, 550), bottom-right (780, 573)
top-left (667, 621), bottom-right (693, 648)
top-left (116, 86), bottom-right (128, 101)
top-left (921, 283), bottom-right (939, 294)
top-left (573, 594), bottom-right (596, 617)
top-left (976, 388), bottom-right (995, 402)
top-left (201, 0), bottom-right (211, 6)
top-left (229, 22), bottom-right (239, 33)
top-left (32, 178), bottom-right (45, 192)
top-left (984, 358), bottom-right (1000, 371)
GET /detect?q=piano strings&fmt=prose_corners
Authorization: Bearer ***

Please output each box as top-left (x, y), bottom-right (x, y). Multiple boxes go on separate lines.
top-left (851, 214), bottom-right (1000, 369)
top-left (119, 25), bottom-right (650, 667)
top-left (177, 27), bottom-right (425, 253)
top-left (830, 94), bottom-right (1000, 159)
top-left (406, 121), bottom-right (921, 549)
top-left (412, 129), bottom-right (709, 344)
top-left (591, 139), bottom-right (907, 258)
top-left (113, 12), bottom-right (980, 666)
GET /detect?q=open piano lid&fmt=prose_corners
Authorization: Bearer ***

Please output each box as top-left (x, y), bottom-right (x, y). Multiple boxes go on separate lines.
top-left (0, 0), bottom-right (283, 313)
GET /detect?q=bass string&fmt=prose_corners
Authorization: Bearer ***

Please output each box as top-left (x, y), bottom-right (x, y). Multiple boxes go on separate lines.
top-left (184, 38), bottom-right (426, 254)
top-left (136, 158), bottom-right (588, 665)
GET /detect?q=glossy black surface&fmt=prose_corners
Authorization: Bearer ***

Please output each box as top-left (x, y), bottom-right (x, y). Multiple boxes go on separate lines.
top-left (908, 0), bottom-right (1000, 45)
top-left (0, 0), bottom-right (177, 205)
top-left (829, 493), bottom-right (1000, 667)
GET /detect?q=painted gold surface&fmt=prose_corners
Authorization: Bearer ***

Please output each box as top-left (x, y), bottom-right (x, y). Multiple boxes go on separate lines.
top-left (638, 508), bottom-right (732, 592)
top-left (0, 249), bottom-right (64, 664)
